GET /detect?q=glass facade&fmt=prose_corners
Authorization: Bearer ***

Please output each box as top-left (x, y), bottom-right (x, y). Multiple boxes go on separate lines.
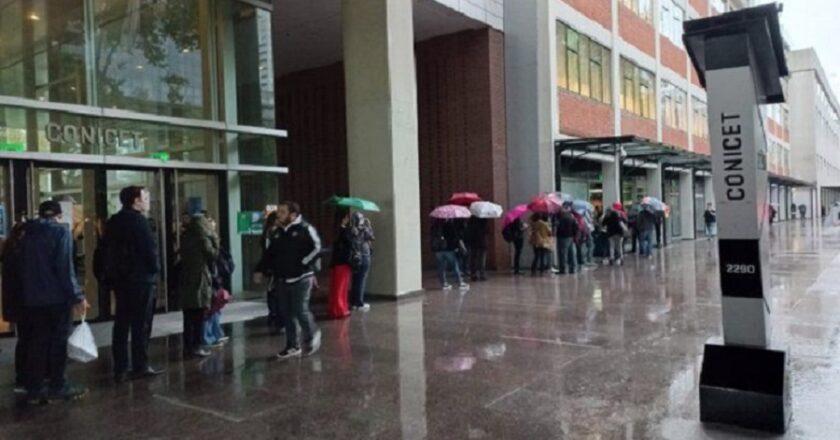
top-left (0, 0), bottom-right (282, 329)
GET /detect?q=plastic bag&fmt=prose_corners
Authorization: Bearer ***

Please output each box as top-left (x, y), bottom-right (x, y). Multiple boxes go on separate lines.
top-left (67, 318), bottom-right (98, 363)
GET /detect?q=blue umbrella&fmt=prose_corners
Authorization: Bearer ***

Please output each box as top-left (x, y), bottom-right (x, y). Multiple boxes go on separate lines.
top-left (642, 196), bottom-right (666, 212)
top-left (572, 199), bottom-right (593, 213)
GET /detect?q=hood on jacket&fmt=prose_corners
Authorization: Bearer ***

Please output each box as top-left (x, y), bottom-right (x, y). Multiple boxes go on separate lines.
top-left (611, 202), bottom-right (624, 212)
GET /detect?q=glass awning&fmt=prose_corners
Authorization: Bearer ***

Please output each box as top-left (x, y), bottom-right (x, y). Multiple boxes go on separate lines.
top-left (555, 135), bottom-right (711, 170)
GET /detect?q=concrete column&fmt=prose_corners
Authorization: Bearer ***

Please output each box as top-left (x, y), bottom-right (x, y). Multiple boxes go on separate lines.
top-left (704, 174), bottom-right (715, 209)
top-left (679, 170), bottom-right (695, 240)
top-left (646, 163), bottom-right (663, 199)
top-left (603, 155), bottom-right (621, 206)
top-left (343, 0), bottom-right (423, 297)
top-left (505, 0), bottom-right (555, 204)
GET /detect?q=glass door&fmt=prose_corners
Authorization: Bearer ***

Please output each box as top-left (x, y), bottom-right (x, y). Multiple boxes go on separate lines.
top-left (0, 161), bottom-right (12, 333)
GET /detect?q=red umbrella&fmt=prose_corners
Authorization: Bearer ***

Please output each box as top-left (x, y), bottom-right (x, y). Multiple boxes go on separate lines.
top-left (449, 192), bottom-right (482, 206)
top-left (528, 194), bottom-right (562, 214)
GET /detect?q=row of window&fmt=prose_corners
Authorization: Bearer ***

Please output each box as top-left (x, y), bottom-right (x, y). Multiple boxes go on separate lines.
top-left (768, 142), bottom-right (790, 173)
top-left (556, 22), bottom-right (613, 105)
top-left (662, 81), bottom-right (687, 130)
top-left (692, 98), bottom-right (708, 139)
top-left (620, 58), bottom-right (656, 119)
top-left (621, 0), bottom-right (654, 24)
top-left (660, 0), bottom-right (686, 48)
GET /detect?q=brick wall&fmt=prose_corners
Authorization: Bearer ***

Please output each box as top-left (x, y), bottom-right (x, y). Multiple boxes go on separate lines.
top-left (558, 90), bottom-right (614, 137)
top-left (693, 136), bottom-right (710, 155)
top-left (660, 38), bottom-right (687, 78)
top-left (417, 28), bottom-right (509, 270)
top-left (560, 0), bottom-right (612, 29)
top-left (690, 0), bottom-right (709, 17)
top-left (663, 126), bottom-right (689, 150)
top-left (275, 28), bottom-right (509, 273)
top-left (619, 4), bottom-right (655, 57)
top-left (621, 112), bottom-right (657, 140)
top-left (276, 63), bottom-right (349, 247)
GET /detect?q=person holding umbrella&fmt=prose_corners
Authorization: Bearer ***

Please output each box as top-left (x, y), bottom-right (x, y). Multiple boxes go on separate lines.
top-left (529, 213), bottom-right (553, 275)
top-left (430, 205), bottom-right (471, 290)
top-left (327, 208), bottom-right (353, 319)
top-left (502, 205), bottom-right (529, 275)
top-left (466, 201), bottom-right (502, 282)
top-left (602, 202), bottom-right (628, 266)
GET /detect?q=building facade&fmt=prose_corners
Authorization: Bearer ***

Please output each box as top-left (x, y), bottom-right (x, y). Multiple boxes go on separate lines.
top-left (788, 49), bottom-right (840, 219)
top-left (0, 0), bottom-right (286, 331)
top-left (506, 0), bottom-right (802, 242)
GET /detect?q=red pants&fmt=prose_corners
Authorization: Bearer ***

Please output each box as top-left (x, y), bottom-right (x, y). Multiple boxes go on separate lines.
top-left (327, 265), bottom-right (351, 319)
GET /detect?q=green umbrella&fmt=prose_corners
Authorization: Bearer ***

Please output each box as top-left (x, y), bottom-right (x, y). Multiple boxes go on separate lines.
top-left (323, 195), bottom-right (381, 212)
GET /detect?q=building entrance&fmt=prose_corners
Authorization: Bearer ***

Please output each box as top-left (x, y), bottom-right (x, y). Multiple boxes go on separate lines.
top-left (0, 160), bottom-right (225, 333)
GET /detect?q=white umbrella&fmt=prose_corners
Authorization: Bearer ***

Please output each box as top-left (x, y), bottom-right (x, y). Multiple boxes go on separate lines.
top-left (469, 201), bottom-right (503, 219)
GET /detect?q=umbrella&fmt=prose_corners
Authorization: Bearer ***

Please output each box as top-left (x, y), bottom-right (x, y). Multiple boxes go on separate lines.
top-left (470, 201), bottom-right (503, 219)
top-left (430, 204), bottom-right (471, 219)
top-left (572, 199), bottom-right (593, 213)
top-left (502, 204), bottom-right (529, 229)
top-left (449, 192), bottom-right (482, 206)
top-left (528, 194), bottom-right (562, 214)
top-left (323, 195), bottom-right (381, 212)
top-left (554, 192), bottom-right (574, 203)
top-left (641, 196), bottom-right (666, 212)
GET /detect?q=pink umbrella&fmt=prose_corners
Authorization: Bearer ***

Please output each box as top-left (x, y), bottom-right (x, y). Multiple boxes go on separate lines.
top-left (449, 192), bottom-right (482, 206)
top-left (430, 204), bottom-right (472, 219)
top-left (528, 194), bottom-right (562, 214)
top-left (502, 204), bottom-right (529, 229)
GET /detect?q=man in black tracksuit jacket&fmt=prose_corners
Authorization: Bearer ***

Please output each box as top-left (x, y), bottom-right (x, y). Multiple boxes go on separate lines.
top-left (103, 186), bottom-right (163, 382)
top-left (256, 201), bottom-right (323, 359)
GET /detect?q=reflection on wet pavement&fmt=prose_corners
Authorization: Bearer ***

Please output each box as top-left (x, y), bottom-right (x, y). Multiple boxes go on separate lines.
top-left (2, 222), bottom-right (840, 439)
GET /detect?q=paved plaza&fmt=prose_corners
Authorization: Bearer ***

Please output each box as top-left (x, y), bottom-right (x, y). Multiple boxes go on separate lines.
top-left (2, 222), bottom-right (840, 439)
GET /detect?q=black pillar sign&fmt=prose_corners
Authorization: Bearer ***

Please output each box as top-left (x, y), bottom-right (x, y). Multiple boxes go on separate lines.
top-left (684, 4), bottom-right (791, 433)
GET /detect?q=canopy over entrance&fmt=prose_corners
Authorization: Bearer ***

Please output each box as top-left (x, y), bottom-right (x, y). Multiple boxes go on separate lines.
top-left (554, 135), bottom-right (711, 170)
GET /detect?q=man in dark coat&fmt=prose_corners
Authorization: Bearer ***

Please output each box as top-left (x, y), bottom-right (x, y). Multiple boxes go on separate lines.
top-left (465, 217), bottom-right (489, 281)
top-left (104, 186), bottom-right (164, 382)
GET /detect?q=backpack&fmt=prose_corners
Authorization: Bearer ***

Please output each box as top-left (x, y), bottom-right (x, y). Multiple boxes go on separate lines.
top-left (502, 224), bottom-right (515, 243)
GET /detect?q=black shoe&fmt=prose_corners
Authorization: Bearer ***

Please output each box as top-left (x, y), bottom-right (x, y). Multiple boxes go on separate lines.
top-left (114, 372), bottom-right (130, 384)
top-left (46, 383), bottom-right (88, 403)
top-left (132, 367), bottom-right (165, 380)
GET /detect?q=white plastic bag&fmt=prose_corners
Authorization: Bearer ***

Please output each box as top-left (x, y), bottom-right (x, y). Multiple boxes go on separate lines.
top-left (67, 317), bottom-right (98, 363)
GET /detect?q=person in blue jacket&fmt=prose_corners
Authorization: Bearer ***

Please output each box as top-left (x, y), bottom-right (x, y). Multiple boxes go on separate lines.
top-left (19, 200), bottom-right (89, 405)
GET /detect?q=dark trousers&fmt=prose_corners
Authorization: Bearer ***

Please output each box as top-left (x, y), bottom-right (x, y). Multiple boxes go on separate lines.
top-left (349, 255), bottom-right (371, 307)
top-left (267, 288), bottom-right (283, 331)
top-left (469, 248), bottom-right (487, 280)
top-left (15, 321), bottom-right (32, 386)
top-left (278, 277), bottom-right (318, 350)
top-left (556, 237), bottom-right (577, 273)
top-left (22, 305), bottom-right (72, 394)
top-left (630, 227), bottom-right (638, 253)
top-left (182, 308), bottom-right (206, 353)
top-left (112, 284), bottom-right (156, 374)
top-left (512, 240), bottom-right (524, 273)
top-left (531, 247), bottom-right (550, 274)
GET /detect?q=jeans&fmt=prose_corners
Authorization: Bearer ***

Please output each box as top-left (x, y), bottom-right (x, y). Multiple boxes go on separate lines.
top-left (577, 235), bottom-right (593, 265)
top-left (267, 288), bottom-right (283, 331)
top-left (469, 248), bottom-right (487, 280)
top-left (435, 251), bottom-right (463, 286)
top-left (22, 305), bottom-right (72, 395)
top-left (112, 284), bottom-right (156, 374)
top-left (705, 222), bottom-right (717, 238)
top-left (278, 277), bottom-right (319, 350)
top-left (556, 237), bottom-right (577, 273)
top-left (609, 236), bottom-right (624, 262)
top-left (531, 247), bottom-right (550, 274)
top-left (512, 239), bottom-right (524, 273)
top-left (350, 255), bottom-right (371, 307)
top-left (15, 320), bottom-right (32, 386)
top-left (639, 230), bottom-right (653, 257)
top-left (203, 311), bottom-right (224, 345)
top-left (183, 308), bottom-right (206, 353)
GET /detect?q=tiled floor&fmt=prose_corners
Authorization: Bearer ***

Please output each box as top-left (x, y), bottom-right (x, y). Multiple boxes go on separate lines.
top-left (2, 221), bottom-right (840, 439)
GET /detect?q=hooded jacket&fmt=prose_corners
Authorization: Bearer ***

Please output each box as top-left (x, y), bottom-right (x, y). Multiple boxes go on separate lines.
top-left (21, 218), bottom-right (84, 307)
top-left (178, 215), bottom-right (219, 310)
top-left (257, 216), bottom-right (322, 284)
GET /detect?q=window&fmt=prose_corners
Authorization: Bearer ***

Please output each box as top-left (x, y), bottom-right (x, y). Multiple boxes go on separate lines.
top-left (660, 1), bottom-right (685, 48)
top-left (622, 0), bottom-right (654, 24)
top-left (711, 0), bottom-right (727, 13)
top-left (621, 58), bottom-right (655, 119)
top-left (661, 81), bottom-right (687, 130)
top-left (692, 98), bottom-right (708, 138)
top-left (556, 21), bottom-right (612, 105)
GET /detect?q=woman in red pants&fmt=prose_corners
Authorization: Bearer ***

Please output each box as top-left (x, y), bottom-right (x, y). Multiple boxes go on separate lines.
top-left (327, 209), bottom-right (353, 319)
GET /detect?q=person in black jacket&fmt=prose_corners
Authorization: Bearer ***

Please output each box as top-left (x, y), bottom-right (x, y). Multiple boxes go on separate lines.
top-left (255, 201), bottom-right (323, 359)
top-left (431, 219), bottom-right (470, 290)
top-left (555, 207), bottom-right (579, 274)
top-left (466, 217), bottom-right (489, 281)
top-left (2, 222), bottom-right (27, 393)
top-left (637, 205), bottom-right (657, 258)
top-left (104, 186), bottom-right (164, 382)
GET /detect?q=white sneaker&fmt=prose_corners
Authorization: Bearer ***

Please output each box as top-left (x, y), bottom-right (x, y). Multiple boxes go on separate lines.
top-left (442, 284), bottom-right (453, 290)
top-left (304, 330), bottom-right (322, 356)
top-left (277, 347), bottom-right (302, 360)
top-left (458, 283), bottom-right (470, 291)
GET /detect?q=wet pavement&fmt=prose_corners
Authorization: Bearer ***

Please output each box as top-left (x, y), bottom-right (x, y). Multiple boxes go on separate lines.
top-left (2, 221), bottom-right (840, 439)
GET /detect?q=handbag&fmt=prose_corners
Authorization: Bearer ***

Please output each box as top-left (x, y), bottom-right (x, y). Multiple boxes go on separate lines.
top-left (210, 288), bottom-right (232, 314)
top-left (67, 314), bottom-right (98, 363)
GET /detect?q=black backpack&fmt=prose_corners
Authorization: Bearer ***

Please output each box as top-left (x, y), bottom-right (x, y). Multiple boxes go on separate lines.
top-left (502, 224), bottom-right (515, 243)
